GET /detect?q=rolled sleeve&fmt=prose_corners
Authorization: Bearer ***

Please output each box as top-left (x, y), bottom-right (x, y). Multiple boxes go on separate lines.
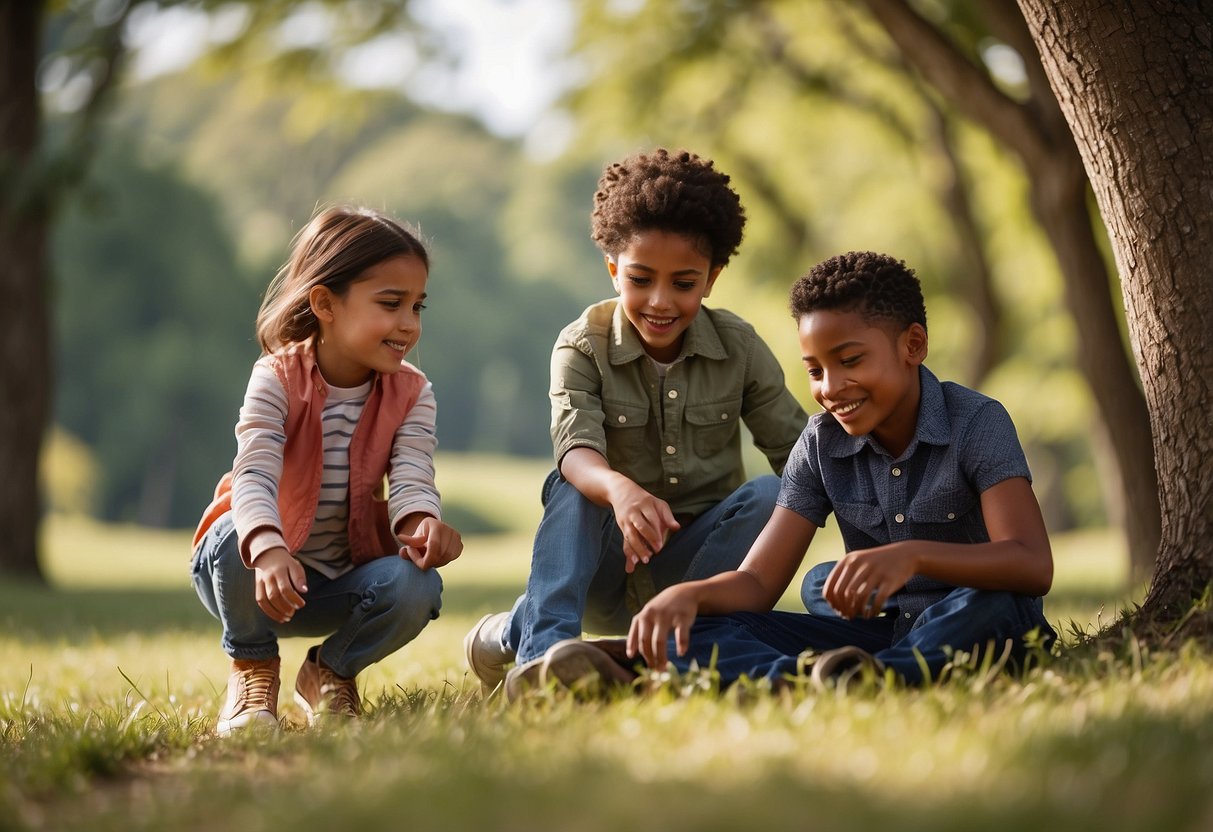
top-left (963, 401), bottom-right (1032, 492)
top-left (550, 339), bottom-right (608, 464)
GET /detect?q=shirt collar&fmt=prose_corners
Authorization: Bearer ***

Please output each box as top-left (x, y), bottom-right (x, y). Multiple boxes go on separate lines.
top-left (608, 302), bottom-right (728, 365)
top-left (827, 365), bottom-right (950, 459)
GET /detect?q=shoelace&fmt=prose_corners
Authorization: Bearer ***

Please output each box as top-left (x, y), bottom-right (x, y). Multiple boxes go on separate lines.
top-left (240, 666), bottom-right (278, 710)
top-left (321, 673), bottom-right (359, 716)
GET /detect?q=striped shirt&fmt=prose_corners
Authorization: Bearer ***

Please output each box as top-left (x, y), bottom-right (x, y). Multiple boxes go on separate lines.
top-left (231, 361), bottom-right (441, 578)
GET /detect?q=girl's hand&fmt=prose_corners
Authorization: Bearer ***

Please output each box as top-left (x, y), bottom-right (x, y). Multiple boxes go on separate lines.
top-left (822, 545), bottom-right (917, 619)
top-left (607, 479), bottom-right (680, 573)
top-left (253, 547), bottom-right (307, 623)
top-left (626, 583), bottom-right (701, 670)
top-left (397, 514), bottom-right (464, 570)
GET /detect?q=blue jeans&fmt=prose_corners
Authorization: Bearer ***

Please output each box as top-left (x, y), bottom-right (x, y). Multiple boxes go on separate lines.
top-left (668, 587), bottom-right (1055, 686)
top-left (191, 513), bottom-right (442, 678)
top-left (508, 472), bottom-right (782, 663)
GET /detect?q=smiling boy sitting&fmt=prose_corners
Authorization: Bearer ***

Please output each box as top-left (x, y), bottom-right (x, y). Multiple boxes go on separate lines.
top-left (463, 149), bottom-right (807, 699)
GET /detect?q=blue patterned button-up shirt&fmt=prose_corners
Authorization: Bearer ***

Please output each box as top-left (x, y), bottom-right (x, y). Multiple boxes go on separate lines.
top-left (778, 365), bottom-right (1033, 640)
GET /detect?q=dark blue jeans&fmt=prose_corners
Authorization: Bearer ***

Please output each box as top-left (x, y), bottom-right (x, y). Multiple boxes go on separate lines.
top-left (508, 471), bottom-right (782, 663)
top-left (668, 586), bottom-right (1055, 686)
top-left (191, 512), bottom-right (442, 678)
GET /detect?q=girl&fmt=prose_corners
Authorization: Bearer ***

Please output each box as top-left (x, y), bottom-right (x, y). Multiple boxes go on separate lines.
top-left (191, 205), bottom-right (463, 735)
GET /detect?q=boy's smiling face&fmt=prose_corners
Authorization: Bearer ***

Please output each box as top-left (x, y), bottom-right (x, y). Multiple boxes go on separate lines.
top-left (608, 229), bottom-right (723, 363)
top-left (798, 308), bottom-right (927, 458)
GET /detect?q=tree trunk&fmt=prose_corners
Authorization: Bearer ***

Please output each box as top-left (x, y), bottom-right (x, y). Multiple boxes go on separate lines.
top-left (861, 0), bottom-right (1161, 582)
top-left (0, 0), bottom-right (48, 582)
top-left (1017, 0), bottom-right (1213, 623)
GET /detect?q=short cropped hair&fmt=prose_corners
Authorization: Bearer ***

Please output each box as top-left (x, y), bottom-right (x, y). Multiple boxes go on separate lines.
top-left (591, 148), bottom-right (745, 268)
top-left (789, 251), bottom-right (927, 332)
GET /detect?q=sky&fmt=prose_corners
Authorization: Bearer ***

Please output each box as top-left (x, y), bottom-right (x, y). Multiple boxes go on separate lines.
top-left (125, 0), bottom-right (577, 154)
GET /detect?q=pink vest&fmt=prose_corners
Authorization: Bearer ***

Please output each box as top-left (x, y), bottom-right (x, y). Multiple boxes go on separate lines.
top-left (192, 340), bottom-right (427, 567)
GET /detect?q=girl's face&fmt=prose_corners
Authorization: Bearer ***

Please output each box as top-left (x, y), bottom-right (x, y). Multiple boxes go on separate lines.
top-left (310, 255), bottom-right (428, 387)
top-left (608, 229), bottom-right (722, 363)
top-left (797, 308), bottom-right (926, 458)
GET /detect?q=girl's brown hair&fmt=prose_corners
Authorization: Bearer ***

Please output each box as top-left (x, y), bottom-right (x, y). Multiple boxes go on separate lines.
top-left (255, 205), bottom-right (429, 353)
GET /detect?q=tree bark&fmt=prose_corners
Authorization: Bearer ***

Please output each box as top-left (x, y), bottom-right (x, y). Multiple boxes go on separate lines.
top-left (0, 0), bottom-right (48, 582)
top-left (1016, 0), bottom-right (1213, 622)
top-left (860, 0), bottom-right (1161, 581)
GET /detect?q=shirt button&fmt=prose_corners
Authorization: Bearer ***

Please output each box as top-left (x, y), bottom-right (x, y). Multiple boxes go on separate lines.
top-left (618, 415), bottom-right (627, 423)
top-left (892, 467), bottom-right (902, 477)
top-left (895, 513), bottom-right (905, 523)
top-left (904, 612), bottom-right (912, 619)
top-left (667, 389), bottom-right (678, 399)
top-left (947, 512), bottom-right (956, 520)
top-left (666, 445), bottom-right (676, 455)
top-left (720, 413), bottom-right (728, 421)
top-left (669, 477), bottom-right (679, 485)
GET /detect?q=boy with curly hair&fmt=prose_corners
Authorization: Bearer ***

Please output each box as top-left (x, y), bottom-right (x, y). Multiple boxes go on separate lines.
top-left (551, 251), bottom-right (1056, 692)
top-left (464, 149), bottom-right (807, 698)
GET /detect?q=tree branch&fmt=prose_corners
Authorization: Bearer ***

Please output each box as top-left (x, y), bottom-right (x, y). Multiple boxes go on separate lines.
top-left (859, 0), bottom-right (1050, 167)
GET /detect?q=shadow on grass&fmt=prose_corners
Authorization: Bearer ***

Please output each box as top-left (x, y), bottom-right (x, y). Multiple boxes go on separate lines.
top-left (0, 580), bottom-right (214, 640)
top-left (0, 576), bottom-right (526, 643)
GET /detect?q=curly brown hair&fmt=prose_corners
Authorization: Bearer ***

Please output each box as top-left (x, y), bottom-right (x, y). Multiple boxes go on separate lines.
top-left (789, 251), bottom-right (927, 332)
top-left (590, 148), bottom-right (745, 267)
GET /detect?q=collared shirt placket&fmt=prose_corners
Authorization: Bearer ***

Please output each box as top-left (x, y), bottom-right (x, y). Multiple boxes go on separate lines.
top-left (658, 360), bottom-right (687, 490)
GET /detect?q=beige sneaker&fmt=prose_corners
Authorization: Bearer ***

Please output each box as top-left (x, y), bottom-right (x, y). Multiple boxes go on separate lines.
top-left (503, 655), bottom-right (546, 702)
top-left (542, 639), bottom-right (638, 699)
top-left (216, 657), bottom-right (281, 736)
top-left (464, 611), bottom-right (516, 690)
top-left (294, 646), bottom-right (361, 724)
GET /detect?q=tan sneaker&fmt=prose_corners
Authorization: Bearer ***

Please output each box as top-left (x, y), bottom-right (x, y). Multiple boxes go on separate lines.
top-left (216, 657), bottom-right (281, 736)
top-left (294, 646), bottom-right (361, 724)
top-left (464, 611), bottom-right (516, 690)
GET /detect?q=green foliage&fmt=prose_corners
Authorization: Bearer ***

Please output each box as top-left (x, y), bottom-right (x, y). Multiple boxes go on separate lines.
top-left (51, 135), bottom-right (260, 527)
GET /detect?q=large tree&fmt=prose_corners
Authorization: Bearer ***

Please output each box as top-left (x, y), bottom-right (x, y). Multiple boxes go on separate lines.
top-left (1016, 0), bottom-right (1213, 627)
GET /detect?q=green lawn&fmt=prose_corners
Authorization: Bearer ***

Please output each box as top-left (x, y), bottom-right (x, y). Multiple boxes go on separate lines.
top-left (2, 453), bottom-right (1209, 831)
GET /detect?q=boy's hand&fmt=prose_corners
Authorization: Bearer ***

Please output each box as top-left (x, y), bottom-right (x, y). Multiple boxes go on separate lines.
top-left (627, 583), bottom-right (700, 669)
top-left (253, 546), bottom-right (307, 623)
top-left (823, 545), bottom-right (917, 619)
top-left (607, 479), bottom-right (680, 572)
top-left (397, 514), bottom-right (464, 570)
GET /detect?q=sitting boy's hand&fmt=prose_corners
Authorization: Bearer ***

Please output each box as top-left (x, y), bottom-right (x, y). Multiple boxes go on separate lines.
top-left (397, 514), bottom-right (464, 571)
top-left (823, 545), bottom-right (916, 619)
top-left (627, 584), bottom-right (699, 670)
top-left (607, 479), bottom-right (681, 573)
top-left (253, 546), bottom-right (307, 624)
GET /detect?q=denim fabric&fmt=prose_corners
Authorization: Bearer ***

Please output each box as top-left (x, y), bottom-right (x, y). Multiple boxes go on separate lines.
top-left (191, 512), bottom-right (442, 678)
top-left (780, 365), bottom-right (1035, 640)
top-left (507, 471), bottom-right (782, 663)
top-left (669, 588), bottom-right (1055, 686)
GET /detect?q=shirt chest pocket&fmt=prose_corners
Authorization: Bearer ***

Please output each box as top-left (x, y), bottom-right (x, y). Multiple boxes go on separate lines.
top-left (687, 398), bottom-right (742, 457)
top-left (909, 491), bottom-right (981, 542)
top-left (603, 400), bottom-right (655, 470)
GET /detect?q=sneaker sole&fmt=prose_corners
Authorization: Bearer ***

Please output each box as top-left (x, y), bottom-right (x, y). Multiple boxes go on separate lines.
top-left (216, 709), bottom-right (279, 736)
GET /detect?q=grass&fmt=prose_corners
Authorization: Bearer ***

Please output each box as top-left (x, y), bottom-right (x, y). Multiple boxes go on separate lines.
top-left (2, 453), bottom-right (1211, 831)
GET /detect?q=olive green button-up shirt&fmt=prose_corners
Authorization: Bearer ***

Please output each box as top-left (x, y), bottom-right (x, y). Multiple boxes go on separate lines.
top-left (550, 299), bottom-right (808, 520)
